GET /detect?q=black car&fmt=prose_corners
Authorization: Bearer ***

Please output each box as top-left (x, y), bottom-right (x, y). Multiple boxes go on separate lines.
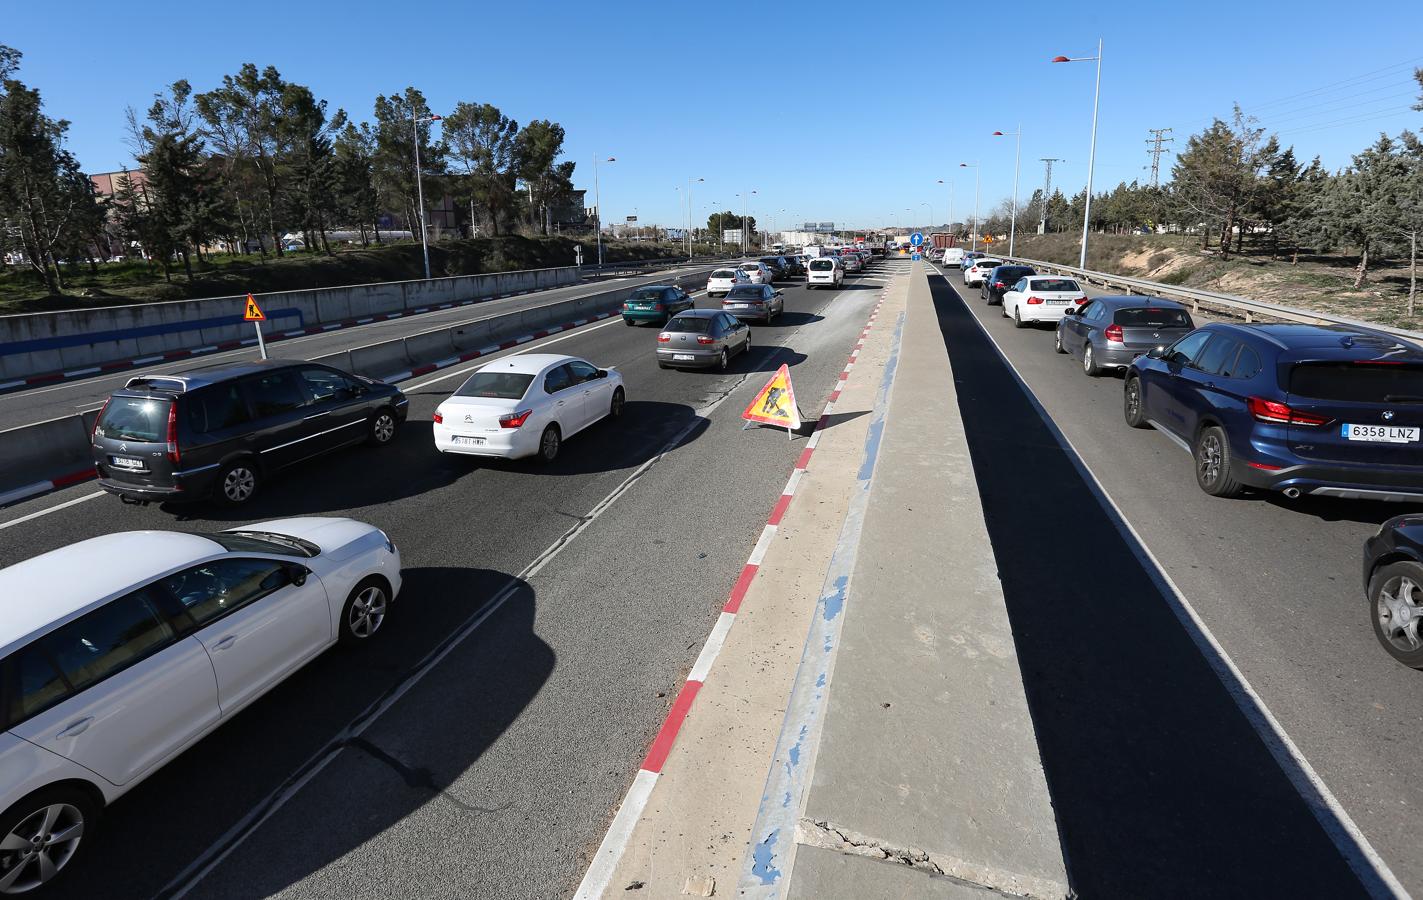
top-left (92, 358), bottom-right (408, 506)
top-left (758, 256), bottom-right (789, 280)
top-left (981, 265), bottom-right (1036, 305)
top-left (1364, 516), bottom-right (1423, 668)
top-left (779, 255), bottom-right (805, 277)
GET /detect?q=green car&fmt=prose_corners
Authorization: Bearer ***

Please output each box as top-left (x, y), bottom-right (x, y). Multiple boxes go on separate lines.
top-left (623, 285), bottom-right (695, 326)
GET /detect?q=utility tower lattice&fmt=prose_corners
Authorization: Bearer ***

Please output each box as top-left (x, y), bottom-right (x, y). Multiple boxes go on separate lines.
top-left (1146, 128), bottom-right (1174, 188)
top-left (1038, 158), bottom-right (1063, 234)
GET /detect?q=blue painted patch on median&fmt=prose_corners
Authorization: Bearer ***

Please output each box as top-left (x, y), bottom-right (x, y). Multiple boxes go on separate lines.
top-left (751, 830), bottom-right (782, 885)
top-left (1, 308), bottom-right (304, 357)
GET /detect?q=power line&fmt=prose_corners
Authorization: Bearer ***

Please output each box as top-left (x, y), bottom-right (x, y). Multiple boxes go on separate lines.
top-left (1145, 128), bottom-right (1174, 187)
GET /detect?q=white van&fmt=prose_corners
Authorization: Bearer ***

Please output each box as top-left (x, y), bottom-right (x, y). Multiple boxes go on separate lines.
top-left (941, 247), bottom-right (965, 266)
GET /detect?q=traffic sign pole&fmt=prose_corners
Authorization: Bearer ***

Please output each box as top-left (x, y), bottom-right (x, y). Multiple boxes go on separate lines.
top-left (244, 293), bottom-right (269, 359)
top-left (255, 321), bottom-right (267, 359)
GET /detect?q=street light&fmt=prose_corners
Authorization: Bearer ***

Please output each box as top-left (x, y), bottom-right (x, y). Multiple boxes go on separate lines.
top-left (936, 179), bottom-right (954, 237)
top-left (412, 111), bottom-right (443, 280)
top-left (593, 156), bottom-right (616, 269)
top-left (737, 190), bottom-right (757, 255)
top-left (960, 162), bottom-right (981, 252)
top-left (921, 202), bottom-right (933, 230)
top-left (993, 127), bottom-right (1023, 257)
top-left (686, 177), bottom-right (704, 259)
top-left (1053, 40), bottom-right (1103, 269)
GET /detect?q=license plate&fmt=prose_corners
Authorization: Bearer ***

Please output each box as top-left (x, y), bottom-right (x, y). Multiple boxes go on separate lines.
top-left (673, 354), bottom-right (695, 361)
top-left (110, 456), bottom-right (145, 470)
top-left (451, 436), bottom-right (485, 447)
top-left (729, 303), bottom-right (748, 308)
top-left (1343, 424), bottom-right (1419, 443)
top-left (1046, 299), bottom-right (1068, 305)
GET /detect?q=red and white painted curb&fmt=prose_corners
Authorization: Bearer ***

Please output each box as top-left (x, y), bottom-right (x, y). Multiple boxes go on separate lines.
top-left (0, 467), bottom-right (98, 508)
top-left (573, 287), bottom-right (892, 900)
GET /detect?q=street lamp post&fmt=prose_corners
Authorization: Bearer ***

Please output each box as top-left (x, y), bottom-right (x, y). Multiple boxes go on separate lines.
top-left (593, 156), bottom-right (616, 269)
top-left (960, 162), bottom-right (981, 252)
top-left (412, 110), bottom-right (443, 280)
top-left (921, 202), bottom-right (933, 231)
top-left (993, 127), bottom-right (1023, 257)
top-left (738, 190), bottom-right (756, 256)
top-left (937, 179), bottom-right (954, 238)
top-left (1053, 40), bottom-right (1103, 269)
top-left (687, 177), bottom-right (704, 260)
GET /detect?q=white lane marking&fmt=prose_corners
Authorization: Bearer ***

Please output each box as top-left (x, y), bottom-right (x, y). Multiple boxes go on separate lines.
top-left (687, 612), bottom-right (737, 683)
top-left (403, 290), bottom-right (710, 392)
top-left (0, 491), bottom-right (104, 531)
top-left (926, 262), bottom-right (1407, 899)
top-left (746, 525), bottom-right (777, 566)
top-left (574, 770), bottom-right (660, 900)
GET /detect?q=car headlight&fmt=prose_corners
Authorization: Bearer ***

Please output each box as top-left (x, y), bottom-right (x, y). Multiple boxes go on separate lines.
top-left (378, 529), bottom-right (396, 554)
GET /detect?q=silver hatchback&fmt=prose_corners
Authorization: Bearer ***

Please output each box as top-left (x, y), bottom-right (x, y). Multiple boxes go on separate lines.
top-left (1056, 296), bottom-right (1196, 376)
top-left (657, 309), bottom-right (752, 371)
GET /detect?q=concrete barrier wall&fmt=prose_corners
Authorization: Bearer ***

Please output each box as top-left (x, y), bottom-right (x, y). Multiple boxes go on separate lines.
top-left (0, 267), bottom-right (716, 503)
top-left (0, 266), bottom-right (581, 381)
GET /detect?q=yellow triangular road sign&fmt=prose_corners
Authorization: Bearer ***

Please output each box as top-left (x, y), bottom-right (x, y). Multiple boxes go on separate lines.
top-left (742, 363), bottom-right (801, 431)
top-left (244, 294), bottom-right (266, 321)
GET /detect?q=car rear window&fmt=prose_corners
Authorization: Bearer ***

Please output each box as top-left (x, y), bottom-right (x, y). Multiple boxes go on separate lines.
top-left (666, 316), bottom-right (713, 334)
top-left (998, 267), bottom-right (1035, 281)
top-left (711, 269), bottom-right (737, 278)
top-left (630, 287), bottom-right (664, 301)
top-left (1031, 278), bottom-right (1079, 293)
top-left (1289, 363), bottom-right (1423, 403)
top-left (96, 396), bottom-right (170, 442)
top-left (455, 371), bottom-right (535, 400)
top-left (727, 286), bottom-right (763, 299)
top-left (810, 260), bottom-right (834, 270)
top-left (1114, 307), bottom-right (1191, 328)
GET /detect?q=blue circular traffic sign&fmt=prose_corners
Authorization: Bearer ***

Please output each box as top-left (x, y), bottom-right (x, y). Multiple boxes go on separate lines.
top-left (910, 232), bottom-right (924, 247)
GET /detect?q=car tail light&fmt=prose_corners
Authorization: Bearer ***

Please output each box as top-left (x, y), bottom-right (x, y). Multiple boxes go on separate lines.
top-left (500, 409), bottom-right (533, 429)
top-left (1247, 396), bottom-right (1329, 427)
top-left (654, 302), bottom-right (665, 310)
top-left (91, 398), bottom-right (109, 438)
top-left (1074, 297), bottom-right (1088, 305)
top-left (432, 411), bottom-right (444, 424)
top-left (993, 281), bottom-right (1005, 289)
top-left (1247, 461), bottom-right (1284, 471)
top-left (623, 302), bottom-right (632, 309)
top-left (1026, 296), bottom-right (1044, 305)
top-left (165, 402), bottom-right (180, 464)
top-left (657, 333), bottom-right (671, 343)
top-left (1104, 324), bottom-right (1124, 343)
top-left (697, 336), bottom-right (716, 345)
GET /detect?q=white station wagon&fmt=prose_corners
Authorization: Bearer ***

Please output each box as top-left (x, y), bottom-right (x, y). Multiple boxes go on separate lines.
top-left (0, 519), bottom-right (401, 893)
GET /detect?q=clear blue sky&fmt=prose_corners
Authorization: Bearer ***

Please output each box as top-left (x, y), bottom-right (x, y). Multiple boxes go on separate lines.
top-left (7, 0), bottom-right (1422, 232)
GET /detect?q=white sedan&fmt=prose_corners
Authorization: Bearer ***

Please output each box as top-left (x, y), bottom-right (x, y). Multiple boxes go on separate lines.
top-left (1001, 275), bottom-right (1089, 327)
top-left (963, 258), bottom-right (1003, 287)
top-left (0, 518), bottom-right (400, 893)
top-left (433, 353), bottom-right (625, 462)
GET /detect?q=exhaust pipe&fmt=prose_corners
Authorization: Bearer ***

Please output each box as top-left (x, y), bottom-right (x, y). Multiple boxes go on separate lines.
top-left (1283, 487), bottom-right (1302, 499)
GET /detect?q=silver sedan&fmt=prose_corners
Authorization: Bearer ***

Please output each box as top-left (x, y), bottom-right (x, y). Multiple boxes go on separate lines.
top-left (656, 309), bottom-right (751, 371)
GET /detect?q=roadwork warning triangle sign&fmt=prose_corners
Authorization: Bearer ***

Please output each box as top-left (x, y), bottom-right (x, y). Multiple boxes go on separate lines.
top-left (244, 294), bottom-right (266, 321)
top-left (742, 363), bottom-right (801, 434)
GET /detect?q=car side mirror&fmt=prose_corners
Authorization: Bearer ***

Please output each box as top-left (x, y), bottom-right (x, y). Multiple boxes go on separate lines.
top-left (1147, 346), bottom-right (1167, 360)
top-left (596, 369), bottom-right (608, 379)
top-left (286, 564), bottom-right (309, 587)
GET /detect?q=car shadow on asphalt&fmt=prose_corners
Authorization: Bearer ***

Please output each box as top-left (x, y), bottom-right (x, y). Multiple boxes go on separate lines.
top-left (924, 272), bottom-right (1375, 899)
top-left (49, 569), bottom-right (552, 900)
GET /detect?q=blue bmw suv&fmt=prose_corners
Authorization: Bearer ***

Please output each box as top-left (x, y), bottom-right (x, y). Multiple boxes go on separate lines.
top-left (1124, 322), bottom-right (1423, 501)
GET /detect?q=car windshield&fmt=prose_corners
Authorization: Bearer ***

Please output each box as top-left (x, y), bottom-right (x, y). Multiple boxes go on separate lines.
top-left (454, 371), bottom-right (535, 400)
top-left (666, 316), bottom-right (713, 333)
top-left (630, 288), bottom-right (664, 301)
top-left (1289, 363), bottom-right (1423, 403)
top-left (95, 396), bottom-right (170, 441)
top-left (204, 531), bottom-right (321, 557)
top-left (1032, 278), bottom-right (1079, 292)
top-left (1115, 307), bottom-right (1191, 327)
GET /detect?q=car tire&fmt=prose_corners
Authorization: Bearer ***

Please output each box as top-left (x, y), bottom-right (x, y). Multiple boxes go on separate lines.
top-left (339, 577), bottom-right (390, 644)
top-left (1123, 376), bottom-right (1150, 428)
top-left (1054, 329), bottom-right (1067, 354)
top-left (1368, 561), bottom-right (1423, 669)
top-left (657, 362), bottom-right (670, 370)
top-left (538, 424), bottom-right (561, 463)
top-left (0, 785), bottom-right (98, 895)
top-left (609, 387), bottom-right (625, 419)
top-left (1013, 308), bottom-right (1026, 329)
top-left (743, 332), bottom-right (752, 356)
top-left (367, 408), bottom-right (398, 446)
top-left (1082, 344), bottom-right (1100, 376)
top-left (1194, 425), bottom-right (1244, 498)
top-left (717, 348), bottom-right (729, 371)
top-left (215, 459), bottom-right (259, 506)
top-left (624, 318), bottom-right (635, 327)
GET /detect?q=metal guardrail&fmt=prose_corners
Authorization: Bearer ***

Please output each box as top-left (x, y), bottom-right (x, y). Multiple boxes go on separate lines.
top-left (993, 254), bottom-right (1423, 344)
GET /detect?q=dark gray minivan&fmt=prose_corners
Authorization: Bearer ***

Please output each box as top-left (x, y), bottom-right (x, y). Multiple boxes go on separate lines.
top-left (91, 359), bottom-right (408, 505)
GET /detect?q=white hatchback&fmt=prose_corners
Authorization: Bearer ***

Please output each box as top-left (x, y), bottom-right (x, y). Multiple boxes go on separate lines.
top-left (738, 262), bottom-right (773, 285)
top-left (964, 258), bottom-right (1003, 287)
top-left (433, 353), bottom-right (625, 462)
top-left (0, 519), bottom-right (401, 893)
top-left (1001, 275), bottom-right (1089, 327)
top-left (807, 257), bottom-right (843, 289)
top-left (706, 268), bottom-right (749, 298)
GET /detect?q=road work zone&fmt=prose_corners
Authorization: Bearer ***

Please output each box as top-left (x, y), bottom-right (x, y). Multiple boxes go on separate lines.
top-left (590, 263), bottom-right (1068, 898)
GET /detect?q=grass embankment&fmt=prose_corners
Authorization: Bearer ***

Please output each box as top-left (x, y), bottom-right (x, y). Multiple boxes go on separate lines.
top-left (0, 236), bottom-right (712, 315)
top-left (1004, 233), bottom-right (1421, 331)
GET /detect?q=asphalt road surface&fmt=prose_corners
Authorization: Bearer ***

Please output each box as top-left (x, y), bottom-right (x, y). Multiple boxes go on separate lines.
top-left (929, 260), bottom-right (1418, 897)
top-left (0, 265), bottom-right (714, 432)
top-left (0, 260), bottom-right (894, 899)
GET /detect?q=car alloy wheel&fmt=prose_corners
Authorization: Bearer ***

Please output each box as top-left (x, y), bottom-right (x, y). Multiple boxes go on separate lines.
top-left (1193, 425), bottom-right (1243, 497)
top-left (220, 463), bottom-right (257, 505)
top-left (1054, 329), bottom-right (1066, 354)
top-left (718, 348), bottom-right (729, 371)
top-left (539, 425), bottom-right (561, 462)
top-left (1124, 377), bottom-right (1149, 428)
top-left (1082, 345), bottom-right (1099, 376)
top-left (610, 387), bottom-right (625, 419)
top-left (0, 798), bottom-right (87, 894)
top-left (345, 584), bottom-right (387, 640)
top-left (369, 410), bottom-right (397, 446)
top-left (1377, 573), bottom-right (1423, 655)
top-left (1198, 431), bottom-right (1223, 484)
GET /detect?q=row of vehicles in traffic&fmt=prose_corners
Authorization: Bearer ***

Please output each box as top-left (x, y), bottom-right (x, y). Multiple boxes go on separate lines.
top-left (941, 254), bottom-right (1423, 671)
top-left (0, 251), bottom-right (882, 891)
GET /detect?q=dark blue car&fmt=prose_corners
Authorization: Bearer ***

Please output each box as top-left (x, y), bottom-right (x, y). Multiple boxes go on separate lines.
top-left (1124, 322), bottom-right (1423, 501)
